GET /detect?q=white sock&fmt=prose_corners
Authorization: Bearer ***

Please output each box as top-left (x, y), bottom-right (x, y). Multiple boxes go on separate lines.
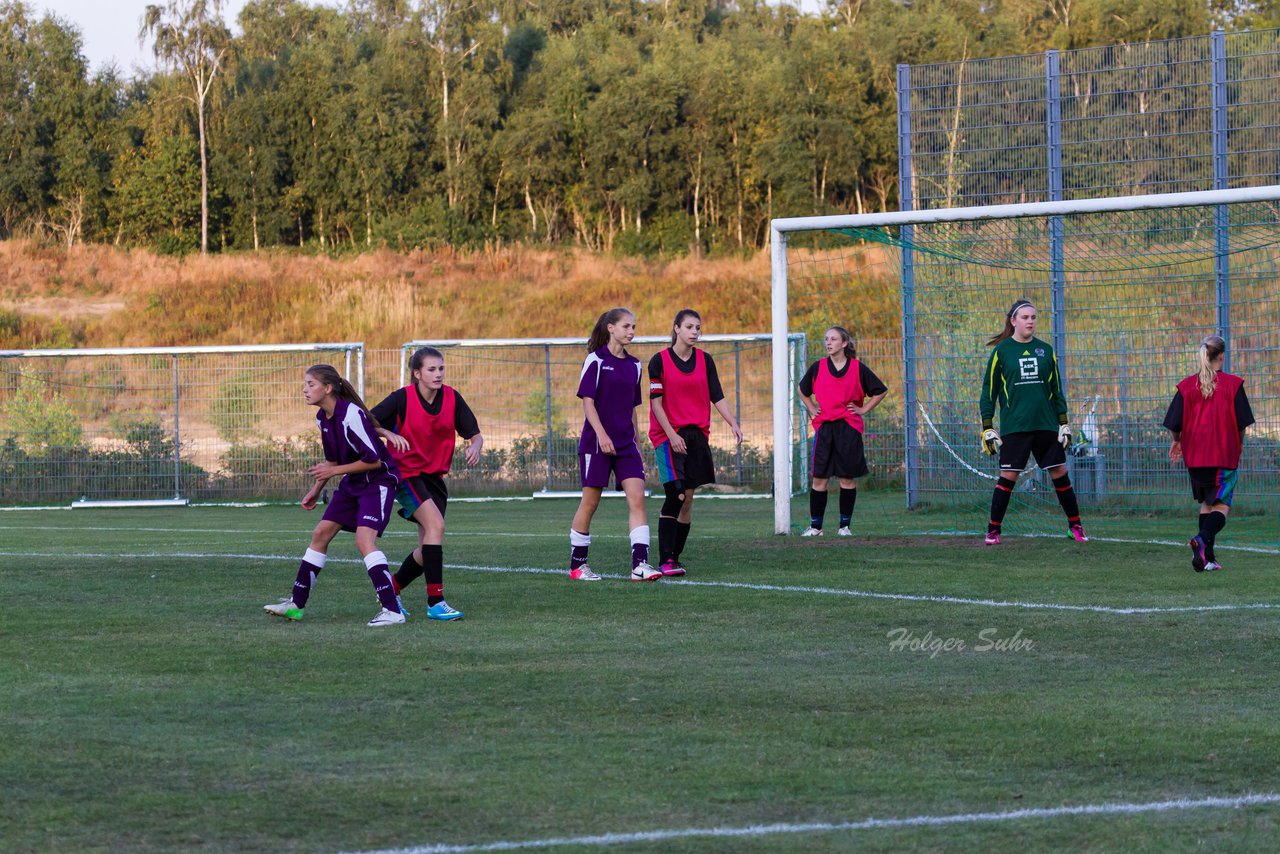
top-left (570, 529), bottom-right (591, 547)
top-left (364, 551), bottom-right (388, 570)
top-left (629, 525), bottom-right (650, 546)
top-left (303, 548), bottom-right (327, 568)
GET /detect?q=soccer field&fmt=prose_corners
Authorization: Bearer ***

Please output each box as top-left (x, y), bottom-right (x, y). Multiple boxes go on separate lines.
top-left (3, 495), bottom-right (1279, 852)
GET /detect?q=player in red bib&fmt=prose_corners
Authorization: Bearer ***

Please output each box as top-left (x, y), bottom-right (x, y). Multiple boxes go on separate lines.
top-left (1163, 336), bottom-right (1254, 572)
top-left (648, 309), bottom-right (743, 576)
top-left (797, 326), bottom-right (889, 536)
top-left (371, 346), bottom-right (483, 619)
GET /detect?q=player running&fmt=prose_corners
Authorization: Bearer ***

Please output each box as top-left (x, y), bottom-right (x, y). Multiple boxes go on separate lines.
top-left (568, 308), bottom-right (660, 582)
top-left (371, 346), bottom-right (484, 619)
top-left (979, 299), bottom-right (1085, 545)
top-left (264, 364), bottom-right (405, 626)
top-left (648, 309), bottom-right (743, 576)
top-left (797, 325), bottom-right (888, 536)
top-left (1163, 335), bottom-right (1255, 572)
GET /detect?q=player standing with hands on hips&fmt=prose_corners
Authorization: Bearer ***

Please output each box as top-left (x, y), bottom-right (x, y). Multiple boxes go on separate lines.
top-left (568, 308), bottom-right (661, 582)
top-left (1163, 335), bottom-right (1254, 572)
top-left (371, 346), bottom-right (483, 619)
top-left (979, 299), bottom-right (1086, 545)
top-left (264, 365), bottom-right (406, 626)
top-left (797, 326), bottom-right (888, 536)
top-left (648, 309), bottom-right (743, 575)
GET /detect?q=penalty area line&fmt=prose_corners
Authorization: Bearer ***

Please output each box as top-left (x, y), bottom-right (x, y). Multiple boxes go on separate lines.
top-left (5, 550), bottom-right (1277, 615)
top-left (339, 792), bottom-right (1280, 854)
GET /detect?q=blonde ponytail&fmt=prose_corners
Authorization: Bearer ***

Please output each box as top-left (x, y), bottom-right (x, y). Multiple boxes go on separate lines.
top-left (1196, 336), bottom-right (1226, 399)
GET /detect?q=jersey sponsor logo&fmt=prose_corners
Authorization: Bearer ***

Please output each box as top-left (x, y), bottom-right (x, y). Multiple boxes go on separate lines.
top-left (1019, 357), bottom-right (1039, 380)
top-left (601, 365), bottom-right (614, 371)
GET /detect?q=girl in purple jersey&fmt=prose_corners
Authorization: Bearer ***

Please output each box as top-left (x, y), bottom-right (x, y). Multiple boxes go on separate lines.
top-left (568, 308), bottom-right (661, 582)
top-left (263, 364), bottom-right (406, 627)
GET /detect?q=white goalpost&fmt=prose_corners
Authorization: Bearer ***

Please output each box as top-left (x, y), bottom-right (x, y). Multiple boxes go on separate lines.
top-left (770, 185), bottom-right (1280, 535)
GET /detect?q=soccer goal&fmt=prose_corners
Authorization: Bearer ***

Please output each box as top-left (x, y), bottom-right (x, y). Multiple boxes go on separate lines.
top-left (0, 343), bottom-right (364, 507)
top-left (770, 185), bottom-right (1280, 536)
top-left (397, 334), bottom-right (807, 497)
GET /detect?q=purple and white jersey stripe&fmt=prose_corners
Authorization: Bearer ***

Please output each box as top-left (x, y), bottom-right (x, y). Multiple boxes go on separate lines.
top-left (576, 346), bottom-right (642, 455)
top-left (317, 398), bottom-right (399, 486)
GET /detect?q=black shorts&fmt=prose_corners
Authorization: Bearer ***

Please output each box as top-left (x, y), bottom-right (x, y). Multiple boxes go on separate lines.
top-left (1187, 467), bottom-right (1237, 506)
top-left (654, 426), bottom-right (716, 489)
top-left (998, 430), bottom-right (1066, 471)
top-left (811, 420), bottom-right (868, 479)
top-left (396, 473), bottom-right (449, 521)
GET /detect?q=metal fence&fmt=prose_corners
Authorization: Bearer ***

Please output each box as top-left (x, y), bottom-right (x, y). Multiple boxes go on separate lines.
top-left (898, 28), bottom-right (1280, 210)
top-left (389, 335), bottom-right (806, 496)
top-left (0, 344), bottom-right (364, 505)
top-left (0, 336), bottom-right (806, 505)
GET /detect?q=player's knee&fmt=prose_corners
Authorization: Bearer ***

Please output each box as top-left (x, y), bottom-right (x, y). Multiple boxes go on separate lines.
top-left (661, 480), bottom-right (685, 518)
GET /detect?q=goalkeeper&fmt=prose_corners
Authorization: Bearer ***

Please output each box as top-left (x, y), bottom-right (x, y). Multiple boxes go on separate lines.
top-left (978, 299), bottom-right (1086, 545)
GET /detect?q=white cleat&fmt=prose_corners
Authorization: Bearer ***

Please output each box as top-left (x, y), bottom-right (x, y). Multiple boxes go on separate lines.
top-left (800, 527), bottom-right (824, 537)
top-left (837, 526), bottom-right (853, 537)
top-left (367, 607), bottom-right (407, 627)
top-left (630, 562), bottom-right (662, 582)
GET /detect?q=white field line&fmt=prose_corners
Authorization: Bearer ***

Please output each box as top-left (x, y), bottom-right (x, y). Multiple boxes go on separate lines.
top-left (3, 550), bottom-right (1277, 615)
top-left (339, 792), bottom-right (1280, 854)
top-left (3, 525), bottom-right (1280, 555)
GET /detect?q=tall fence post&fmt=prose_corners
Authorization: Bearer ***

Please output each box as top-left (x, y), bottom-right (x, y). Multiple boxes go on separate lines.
top-left (544, 343), bottom-right (554, 492)
top-left (1046, 50), bottom-right (1068, 399)
top-left (172, 355), bottom-right (182, 500)
top-left (1211, 29), bottom-right (1232, 369)
top-left (734, 340), bottom-right (743, 484)
top-left (897, 63), bottom-right (920, 509)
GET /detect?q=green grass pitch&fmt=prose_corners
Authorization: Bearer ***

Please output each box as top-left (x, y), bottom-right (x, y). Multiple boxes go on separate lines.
top-left (3, 494), bottom-right (1279, 852)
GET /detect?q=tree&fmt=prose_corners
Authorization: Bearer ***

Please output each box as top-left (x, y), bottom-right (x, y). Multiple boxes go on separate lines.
top-left (141, 0), bottom-right (231, 254)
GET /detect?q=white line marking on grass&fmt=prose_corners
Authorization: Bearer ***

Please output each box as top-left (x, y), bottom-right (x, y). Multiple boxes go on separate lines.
top-left (5, 551), bottom-right (1277, 615)
top-left (339, 792), bottom-right (1280, 853)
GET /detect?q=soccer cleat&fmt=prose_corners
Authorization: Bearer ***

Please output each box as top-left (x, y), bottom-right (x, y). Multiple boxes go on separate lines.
top-left (1182, 537), bottom-right (1203, 571)
top-left (426, 601), bottom-right (463, 621)
top-left (264, 598), bottom-right (304, 620)
top-left (1069, 524), bottom-right (1088, 542)
top-left (658, 559), bottom-right (686, 577)
top-left (630, 562), bottom-right (662, 582)
top-left (1189, 536), bottom-right (1207, 572)
top-left (569, 565), bottom-right (601, 581)
top-left (837, 526), bottom-right (853, 537)
top-left (984, 530), bottom-right (1001, 546)
top-left (800, 527), bottom-right (824, 537)
top-left (367, 607), bottom-right (407, 627)
top-left (1204, 560), bottom-right (1223, 572)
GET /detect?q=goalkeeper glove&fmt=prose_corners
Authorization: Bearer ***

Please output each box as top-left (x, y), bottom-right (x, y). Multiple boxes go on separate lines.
top-left (1058, 423), bottom-right (1071, 449)
top-left (982, 429), bottom-right (1002, 456)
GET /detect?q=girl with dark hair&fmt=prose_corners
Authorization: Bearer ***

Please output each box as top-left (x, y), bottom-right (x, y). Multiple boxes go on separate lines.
top-left (370, 346), bottom-right (484, 618)
top-left (568, 308), bottom-right (660, 581)
top-left (797, 326), bottom-right (889, 536)
top-left (648, 309), bottom-right (743, 575)
top-left (1163, 335), bottom-right (1254, 571)
top-left (979, 299), bottom-right (1085, 545)
top-left (264, 365), bottom-right (405, 626)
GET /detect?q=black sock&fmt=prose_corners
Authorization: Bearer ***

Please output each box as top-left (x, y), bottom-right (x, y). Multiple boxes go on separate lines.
top-left (1053, 473), bottom-right (1081, 527)
top-left (1200, 511), bottom-right (1227, 560)
top-left (423, 544), bottom-right (444, 606)
top-left (674, 521), bottom-right (691, 560)
top-left (839, 487), bottom-right (856, 527)
top-left (989, 476), bottom-right (1016, 533)
top-left (658, 516), bottom-right (678, 564)
top-left (394, 550), bottom-right (424, 590)
top-left (809, 488), bottom-right (828, 529)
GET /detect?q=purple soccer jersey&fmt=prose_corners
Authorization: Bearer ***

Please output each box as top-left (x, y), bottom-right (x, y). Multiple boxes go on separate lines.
top-left (316, 398), bottom-right (399, 533)
top-left (576, 347), bottom-right (643, 455)
top-left (317, 398), bottom-right (400, 485)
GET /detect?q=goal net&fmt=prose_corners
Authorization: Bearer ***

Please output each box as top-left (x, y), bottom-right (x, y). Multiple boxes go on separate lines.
top-left (0, 343), bottom-right (364, 506)
top-left (770, 186), bottom-right (1280, 536)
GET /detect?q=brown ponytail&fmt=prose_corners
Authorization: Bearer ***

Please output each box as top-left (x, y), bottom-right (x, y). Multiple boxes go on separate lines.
top-left (587, 308), bottom-right (634, 352)
top-left (827, 325), bottom-right (857, 361)
top-left (305, 364), bottom-right (371, 416)
top-left (988, 299), bottom-right (1034, 347)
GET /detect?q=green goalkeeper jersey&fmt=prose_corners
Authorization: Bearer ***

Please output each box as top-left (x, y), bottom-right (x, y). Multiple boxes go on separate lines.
top-left (979, 335), bottom-right (1068, 434)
